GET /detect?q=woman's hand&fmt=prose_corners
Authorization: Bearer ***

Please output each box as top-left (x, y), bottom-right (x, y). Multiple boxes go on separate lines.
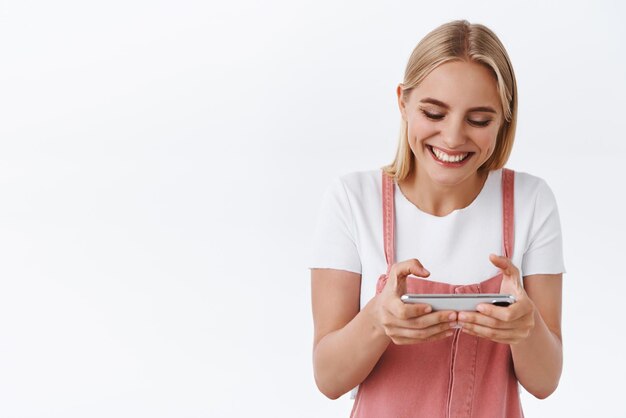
top-left (374, 259), bottom-right (458, 345)
top-left (457, 254), bottom-right (536, 344)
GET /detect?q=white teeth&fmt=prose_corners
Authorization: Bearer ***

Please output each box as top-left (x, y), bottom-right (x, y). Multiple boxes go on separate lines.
top-left (431, 147), bottom-right (469, 163)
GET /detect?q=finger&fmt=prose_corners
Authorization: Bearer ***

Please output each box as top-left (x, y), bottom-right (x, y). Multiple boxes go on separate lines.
top-left (489, 254), bottom-right (519, 277)
top-left (388, 299), bottom-right (432, 320)
top-left (489, 254), bottom-right (524, 296)
top-left (390, 309), bottom-right (456, 327)
top-left (459, 325), bottom-right (514, 344)
top-left (457, 311), bottom-right (515, 330)
top-left (458, 322), bottom-right (515, 343)
top-left (411, 310), bottom-right (458, 328)
top-left (475, 301), bottom-right (528, 323)
top-left (388, 259), bottom-right (430, 290)
top-left (390, 321), bottom-right (457, 342)
top-left (392, 328), bottom-right (454, 345)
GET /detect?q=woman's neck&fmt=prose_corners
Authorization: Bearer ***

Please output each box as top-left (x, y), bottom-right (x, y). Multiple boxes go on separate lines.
top-left (397, 168), bottom-right (489, 217)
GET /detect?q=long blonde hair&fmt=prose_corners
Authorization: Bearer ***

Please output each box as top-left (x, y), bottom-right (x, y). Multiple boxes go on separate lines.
top-left (382, 20), bottom-right (518, 180)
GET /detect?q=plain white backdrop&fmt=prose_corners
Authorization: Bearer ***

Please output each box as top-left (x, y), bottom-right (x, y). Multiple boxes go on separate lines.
top-left (0, 0), bottom-right (624, 417)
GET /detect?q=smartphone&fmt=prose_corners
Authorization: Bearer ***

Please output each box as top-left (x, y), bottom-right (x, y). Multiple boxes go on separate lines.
top-left (400, 294), bottom-right (516, 311)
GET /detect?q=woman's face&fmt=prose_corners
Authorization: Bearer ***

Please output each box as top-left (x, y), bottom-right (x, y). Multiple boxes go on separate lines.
top-left (398, 60), bottom-right (503, 188)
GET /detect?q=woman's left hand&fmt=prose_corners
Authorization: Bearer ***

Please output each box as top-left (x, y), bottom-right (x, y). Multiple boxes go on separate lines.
top-left (457, 254), bottom-right (536, 345)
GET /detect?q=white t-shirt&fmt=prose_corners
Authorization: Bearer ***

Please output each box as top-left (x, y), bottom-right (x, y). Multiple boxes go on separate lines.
top-left (308, 168), bottom-right (565, 309)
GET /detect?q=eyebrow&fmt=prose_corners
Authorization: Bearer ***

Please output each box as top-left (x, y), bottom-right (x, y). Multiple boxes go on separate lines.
top-left (419, 97), bottom-right (497, 114)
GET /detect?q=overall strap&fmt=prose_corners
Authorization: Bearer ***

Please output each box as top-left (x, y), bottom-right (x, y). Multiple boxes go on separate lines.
top-left (381, 169), bottom-right (514, 271)
top-left (501, 168), bottom-right (515, 258)
top-left (381, 170), bottom-right (395, 274)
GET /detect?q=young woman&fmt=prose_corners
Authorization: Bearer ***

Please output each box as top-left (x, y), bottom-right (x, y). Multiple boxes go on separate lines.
top-left (309, 20), bottom-right (564, 418)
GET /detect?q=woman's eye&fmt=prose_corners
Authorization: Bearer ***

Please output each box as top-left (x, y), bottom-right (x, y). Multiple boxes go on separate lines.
top-left (421, 110), bottom-right (444, 120)
top-left (468, 119), bottom-right (492, 127)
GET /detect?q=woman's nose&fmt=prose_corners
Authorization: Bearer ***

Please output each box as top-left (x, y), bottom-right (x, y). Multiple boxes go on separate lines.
top-left (442, 118), bottom-right (467, 148)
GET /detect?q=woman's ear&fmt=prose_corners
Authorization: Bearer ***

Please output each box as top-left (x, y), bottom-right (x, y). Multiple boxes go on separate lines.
top-left (397, 84), bottom-right (407, 122)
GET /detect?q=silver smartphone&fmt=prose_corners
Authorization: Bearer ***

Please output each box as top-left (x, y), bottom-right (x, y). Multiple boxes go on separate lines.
top-left (400, 294), bottom-right (516, 311)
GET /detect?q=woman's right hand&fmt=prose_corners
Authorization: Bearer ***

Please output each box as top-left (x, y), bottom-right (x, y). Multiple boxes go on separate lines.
top-left (373, 259), bottom-right (458, 345)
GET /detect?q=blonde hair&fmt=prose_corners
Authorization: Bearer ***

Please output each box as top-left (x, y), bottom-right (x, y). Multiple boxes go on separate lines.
top-left (382, 20), bottom-right (518, 180)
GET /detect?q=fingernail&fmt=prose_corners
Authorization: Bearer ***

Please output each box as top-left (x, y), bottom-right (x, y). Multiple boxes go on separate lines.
top-left (458, 313), bottom-right (467, 321)
top-left (424, 306), bottom-right (432, 313)
top-left (448, 313), bottom-right (456, 320)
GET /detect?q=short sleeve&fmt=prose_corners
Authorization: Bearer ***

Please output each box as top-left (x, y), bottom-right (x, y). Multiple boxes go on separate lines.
top-left (521, 179), bottom-right (566, 276)
top-left (307, 177), bottom-right (362, 274)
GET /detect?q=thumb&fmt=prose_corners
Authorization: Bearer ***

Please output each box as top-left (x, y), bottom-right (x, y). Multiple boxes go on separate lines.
top-left (489, 254), bottom-right (516, 275)
top-left (490, 254), bottom-right (523, 294)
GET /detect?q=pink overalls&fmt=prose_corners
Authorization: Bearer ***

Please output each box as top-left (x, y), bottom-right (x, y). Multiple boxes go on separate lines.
top-left (351, 169), bottom-right (523, 418)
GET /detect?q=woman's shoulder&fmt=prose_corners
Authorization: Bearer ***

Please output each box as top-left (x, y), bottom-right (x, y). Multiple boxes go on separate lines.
top-left (507, 169), bottom-right (560, 213)
top-left (317, 170), bottom-right (383, 215)
top-left (510, 169), bottom-right (556, 199)
top-left (330, 169), bottom-right (382, 197)
top-left (336, 168), bottom-right (381, 184)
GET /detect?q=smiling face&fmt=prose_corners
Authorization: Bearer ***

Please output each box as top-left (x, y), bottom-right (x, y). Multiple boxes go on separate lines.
top-left (398, 60), bottom-right (503, 188)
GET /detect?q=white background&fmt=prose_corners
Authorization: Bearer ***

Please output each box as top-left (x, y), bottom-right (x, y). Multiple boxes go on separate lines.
top-left (0, 1), bottom-right (624, 417)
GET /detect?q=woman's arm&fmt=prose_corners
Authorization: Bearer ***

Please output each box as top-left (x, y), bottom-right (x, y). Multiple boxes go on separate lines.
top-left (511, 273), bottom-right (562, 399)
top-left (311, 268), bottom-right (389, 400)
top-left (311, 260), bottom-right (458, 399)
top-left (456, 255), bottom-right (563, 399)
